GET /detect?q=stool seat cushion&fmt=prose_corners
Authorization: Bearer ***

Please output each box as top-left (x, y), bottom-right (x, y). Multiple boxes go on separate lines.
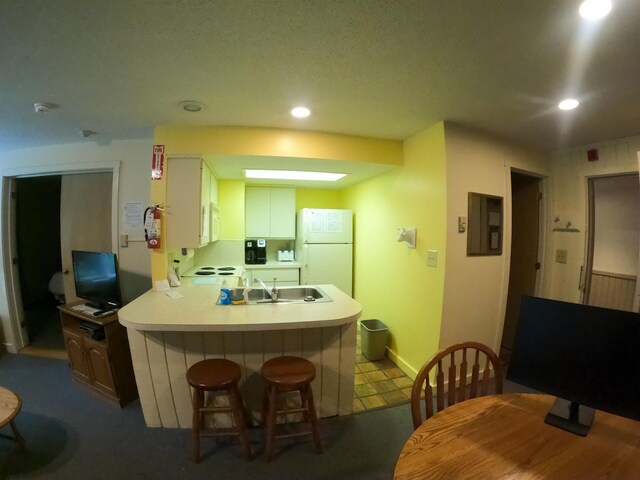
top-left (261, 356), bottom-right (316, 387)
top-left (187, 358), bottom-right (241, 390)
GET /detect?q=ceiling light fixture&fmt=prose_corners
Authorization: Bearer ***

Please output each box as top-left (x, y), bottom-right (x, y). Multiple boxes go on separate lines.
top-left (245, 169), bottom-right (346, 181)
top-left (558, 98), bottom-right (580, 110)
top-left (290, 106), bottom-right (311, 118)
top-left (33, 102), bottom-right (55, 113)
top-left (579, 0), bottom-right (612, 20)
top-left (179, 100), bottom-right (206, 112)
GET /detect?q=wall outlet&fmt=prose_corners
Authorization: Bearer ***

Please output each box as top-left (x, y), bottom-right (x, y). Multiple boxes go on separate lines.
top-left (555, 249), bottom-right (568, 264)
top-left (427, 250), bottom-right (438, 267)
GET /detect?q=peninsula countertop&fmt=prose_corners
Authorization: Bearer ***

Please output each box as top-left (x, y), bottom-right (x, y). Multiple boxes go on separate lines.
top-left (118, 281), bottom-right (361, 332)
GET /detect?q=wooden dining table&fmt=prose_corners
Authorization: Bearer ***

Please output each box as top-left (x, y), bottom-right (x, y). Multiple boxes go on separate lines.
top-left (0, 386), bottom-right (26, 473)
top-left (394, 393), bottom-right (640, 479)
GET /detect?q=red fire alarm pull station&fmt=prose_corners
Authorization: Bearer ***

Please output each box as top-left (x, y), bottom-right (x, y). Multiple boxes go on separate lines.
top-left (152, 145), bottom-right (165, 179)
top-left (587, 149), bottom-right (599, 161)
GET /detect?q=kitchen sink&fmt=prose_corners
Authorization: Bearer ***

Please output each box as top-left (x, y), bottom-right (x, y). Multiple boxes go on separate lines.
top-left (233, 286), bottom-right (332, 304)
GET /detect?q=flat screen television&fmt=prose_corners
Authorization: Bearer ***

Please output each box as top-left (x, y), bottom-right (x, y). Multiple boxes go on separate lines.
top-left (507, 295), bottom-right (640, 436)
top-left (71, 250), bottom-right (122, 311)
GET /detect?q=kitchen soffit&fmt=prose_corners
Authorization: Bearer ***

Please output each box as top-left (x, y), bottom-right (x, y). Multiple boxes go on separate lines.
top-left (206, 154), bottom-right (397, 189)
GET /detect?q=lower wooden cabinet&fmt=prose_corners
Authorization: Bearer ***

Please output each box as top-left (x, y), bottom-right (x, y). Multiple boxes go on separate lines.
top-left (59, 303), bottom-right (137, 407)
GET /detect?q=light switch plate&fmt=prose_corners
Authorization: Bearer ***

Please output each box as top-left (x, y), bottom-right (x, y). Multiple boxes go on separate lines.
top-left (555, 249), bottom-right (568, 264)
top-left (427, 250), bottom-right (438, 267)
top-left (458, 216), bottom-right (467, 233)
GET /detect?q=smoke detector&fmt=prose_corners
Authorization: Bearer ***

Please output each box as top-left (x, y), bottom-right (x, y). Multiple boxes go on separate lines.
top-left (179, 100), bottom-right (206, 112)
top-left (33, 102), bottom-right (55, 113)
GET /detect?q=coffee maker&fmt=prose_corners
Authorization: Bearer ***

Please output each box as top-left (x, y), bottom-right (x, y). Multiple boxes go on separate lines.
top-left (245, 239), bottom-right (267, 264)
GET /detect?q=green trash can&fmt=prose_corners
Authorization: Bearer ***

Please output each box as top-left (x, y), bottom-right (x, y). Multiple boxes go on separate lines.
top-left (360, 319), bottom-right (388, 361)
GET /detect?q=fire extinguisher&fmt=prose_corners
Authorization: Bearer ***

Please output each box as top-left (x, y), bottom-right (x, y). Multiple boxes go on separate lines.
top-left (144, 205), bottom-right (163, 249)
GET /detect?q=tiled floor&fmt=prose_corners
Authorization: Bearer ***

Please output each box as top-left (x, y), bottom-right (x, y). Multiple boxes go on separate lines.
top-left (353, 328), bottom-right (413, 413)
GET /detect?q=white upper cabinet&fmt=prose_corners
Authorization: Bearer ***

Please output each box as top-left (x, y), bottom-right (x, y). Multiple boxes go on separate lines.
top-left (166, 156), bottom-right (215, 248)
top-left (245, 187), bottom-right (296, 239)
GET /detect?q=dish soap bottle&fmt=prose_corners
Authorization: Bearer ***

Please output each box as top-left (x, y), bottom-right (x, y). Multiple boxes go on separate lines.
top-left (219, 279), bottom-right (231, 305)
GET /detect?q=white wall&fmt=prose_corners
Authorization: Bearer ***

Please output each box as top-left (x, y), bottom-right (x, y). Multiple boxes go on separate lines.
top-left (545, 135), bottom-right (640, 302)
top-left (0, 137), bottom-right (153, 352)
top-left (440, 124), bottom-right (550, 352)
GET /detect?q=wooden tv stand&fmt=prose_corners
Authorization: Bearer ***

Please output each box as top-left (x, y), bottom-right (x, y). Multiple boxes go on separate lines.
top-left (58, 302), bottom-right (137, 407)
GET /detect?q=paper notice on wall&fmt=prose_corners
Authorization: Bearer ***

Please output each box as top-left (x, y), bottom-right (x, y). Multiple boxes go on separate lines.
top-left (310, 210), bottom-right (343, 233)
top-left (123, 202), bottom-right (144, 237)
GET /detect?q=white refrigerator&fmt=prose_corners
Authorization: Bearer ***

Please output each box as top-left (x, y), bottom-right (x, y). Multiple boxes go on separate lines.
top-left (295, 208), bottom-right (353, 296)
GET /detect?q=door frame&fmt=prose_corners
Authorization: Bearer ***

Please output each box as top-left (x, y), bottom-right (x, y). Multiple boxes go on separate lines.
top-left (497, 168), bottom-right (547, 357)
top-left (1, 161), bottom-right (120, 352)
top-left (582, 172), bottom-right (640, 310)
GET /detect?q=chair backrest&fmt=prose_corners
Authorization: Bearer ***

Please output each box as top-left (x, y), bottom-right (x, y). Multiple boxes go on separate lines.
top-left (410, 341), bottom-right (503, 429)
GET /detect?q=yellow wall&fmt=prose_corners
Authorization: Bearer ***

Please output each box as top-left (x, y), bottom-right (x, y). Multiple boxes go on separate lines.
top-left (343, 122), bottom-right (447, 376)
top-left (296, 188), bottom-right (344, 210)
top-left (151, 126), bottom-right (403, 280)
top-left (155, 126), bottom-right (403, 165)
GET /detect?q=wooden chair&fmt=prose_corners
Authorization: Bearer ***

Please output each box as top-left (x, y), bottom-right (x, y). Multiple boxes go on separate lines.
top-left (410, 342), bottom-right (503, 429)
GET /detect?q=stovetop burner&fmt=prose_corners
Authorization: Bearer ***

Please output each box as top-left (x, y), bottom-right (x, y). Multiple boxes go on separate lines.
top-left (182, 265), bottom-right (244, 277)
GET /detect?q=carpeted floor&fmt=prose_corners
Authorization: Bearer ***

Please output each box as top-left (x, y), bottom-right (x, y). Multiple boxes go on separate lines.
top-left (0, 353), bottom-right (414, 480)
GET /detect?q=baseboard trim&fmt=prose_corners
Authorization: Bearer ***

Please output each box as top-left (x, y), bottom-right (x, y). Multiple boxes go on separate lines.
top-left (385, 347), bottom-right (418, 380)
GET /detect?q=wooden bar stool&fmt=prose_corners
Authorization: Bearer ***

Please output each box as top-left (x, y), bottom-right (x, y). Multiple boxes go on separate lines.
top-left (261, 356), bottom-right (322, 461)
top-left (0, 387), bottom-right (26, 475)
top-left (186, 359), bottom-right (251, 462)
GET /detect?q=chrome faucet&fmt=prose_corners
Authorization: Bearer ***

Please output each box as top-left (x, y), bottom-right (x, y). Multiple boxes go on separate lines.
top-left (255, 277), bottom-right (278, 301)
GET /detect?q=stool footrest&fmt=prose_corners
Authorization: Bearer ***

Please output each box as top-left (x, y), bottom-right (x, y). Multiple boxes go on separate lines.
top-left (275, 431), bottom-right (314, 440)
top-left (199, 406), bottom-right (233, 414)
top-left (275, 407), bottom-right (308, 415)
top-left (200, 428), bottom-right (242, 438)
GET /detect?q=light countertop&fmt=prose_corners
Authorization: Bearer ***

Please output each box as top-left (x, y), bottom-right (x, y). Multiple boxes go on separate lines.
top-left (118, 280), bottom-right (361, 332)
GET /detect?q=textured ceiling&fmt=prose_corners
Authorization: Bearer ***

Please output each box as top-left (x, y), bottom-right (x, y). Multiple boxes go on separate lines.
top-left (1, 0), bottom-right (639, 155)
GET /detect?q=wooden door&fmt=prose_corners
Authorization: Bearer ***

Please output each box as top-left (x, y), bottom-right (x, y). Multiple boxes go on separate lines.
top-left (500, 172), bottom-right (541, 363)
top-left (60, 173), bottom-right (112, 303)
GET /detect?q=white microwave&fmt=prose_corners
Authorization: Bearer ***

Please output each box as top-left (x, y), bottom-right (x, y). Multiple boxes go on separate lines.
top-left (210, 203), bottom-right (221, 242)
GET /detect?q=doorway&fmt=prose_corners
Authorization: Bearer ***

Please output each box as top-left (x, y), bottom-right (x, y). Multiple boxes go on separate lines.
top-left (15, 176), bottom-right (64, 358)
top-left (3, 165), bottom-right (118, 355)
top-left (499, 171), bottom-right (542, 364)
top-left (582, 174), bottom-right (640, 312)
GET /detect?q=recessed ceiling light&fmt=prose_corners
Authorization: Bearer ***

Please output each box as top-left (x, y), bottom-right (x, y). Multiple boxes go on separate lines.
top-left (245, 169), bottom-right (345, 181)
top-left (179, 100), bottom-right (206, 112)
top-left (290, 106), bottom-right (311, 118)
top-left (558, 99), bottom-right (580, 110)
top-left (579, 0), bottom-right (612, 20)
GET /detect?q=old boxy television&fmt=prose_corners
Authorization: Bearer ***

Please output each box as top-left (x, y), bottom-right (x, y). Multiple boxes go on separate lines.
top-left (507, 295), bottom-right (640, 436)
top-left (71, 250), bottom-right (122, 311)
